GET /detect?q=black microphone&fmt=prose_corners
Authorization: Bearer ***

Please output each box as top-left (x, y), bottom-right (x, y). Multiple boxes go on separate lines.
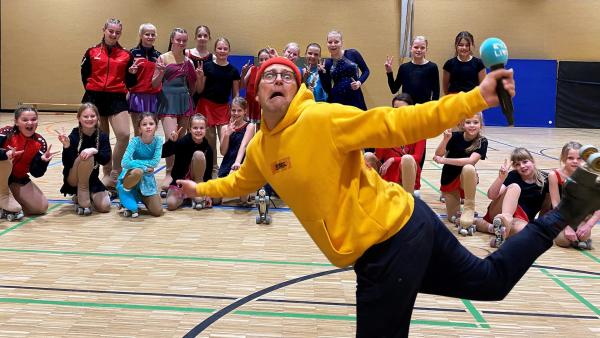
top-left (480, 38), bottom-right (514, 126)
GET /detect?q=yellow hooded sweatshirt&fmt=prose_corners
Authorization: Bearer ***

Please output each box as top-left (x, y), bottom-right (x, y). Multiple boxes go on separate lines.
top-left (197, 84), bottom-right (488, 267)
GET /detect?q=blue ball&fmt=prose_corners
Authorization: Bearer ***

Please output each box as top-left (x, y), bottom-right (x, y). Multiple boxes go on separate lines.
top-left (479, 38), bottom-right (508, 68)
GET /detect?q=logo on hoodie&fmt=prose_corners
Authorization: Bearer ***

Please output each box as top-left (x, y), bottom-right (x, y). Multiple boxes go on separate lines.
top-left (271, 157), bottom-right (291, 174)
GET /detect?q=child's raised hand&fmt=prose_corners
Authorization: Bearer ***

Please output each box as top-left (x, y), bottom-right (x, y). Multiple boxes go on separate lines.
top-left (317, 59), bottom-right (326, 73)
top-left (176, 179), bottom-right (199, 198)
top-left (155, 59), bottom-right (167, 73)
top-left (442, 129), bottom-right (452, 140)
top-left (241, 60), bottom-right (251, 76)
top-left (499, 158), bottom-right (510, 178)
top-left (266, 46), bottom-right (278, 58)
top-left (5, 146), bottom-right (24, 160)
top-left (195, 61), bottom-right (204, 78)
top-left (54, 128), bottom-right (70, 148)
top-left (384, 56), bottom-right (394, 73)
top-left (128, 58), bottom-right (142, 74)
top-left (41, 144), bottom-right (60, 162)
top-left (169, 127), bottom-right (183, 142)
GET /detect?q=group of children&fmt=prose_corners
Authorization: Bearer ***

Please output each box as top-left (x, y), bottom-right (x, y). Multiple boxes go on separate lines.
top-left (0, 20), bottom-right (594, 251)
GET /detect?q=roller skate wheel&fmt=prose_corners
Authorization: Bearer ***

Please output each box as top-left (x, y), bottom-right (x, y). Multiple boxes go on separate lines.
top-left (83, 208), bottom-right (92, 216)
top-left (0, 210), bottom-right (5, 219)
top-left (587, 152), bottom-right (600, 171)
top-left (123, 210), bottom-right (132, 217)
top-left (458, 228), bottom-right (468, 236)
top-left (6, 213), bottom-right (15, 221)
top-left (265, 215), bottom-right (272, 225)
top-left (468, 226), bottom-right (475, 236)
top-left (579, 145), bottom-right (598, 162)
top-left (577, 241), bottom-right (588, 250)
top-left (256, 215), bottom-right (262, 224)
top-left (160, 190), bottom-right (167, 198)
top-left (450, 215), bottom-right (457, 223)
top-left (131, 212), bottom-right (139, 218)
top-left (76, 207), bottom-right (84, 215)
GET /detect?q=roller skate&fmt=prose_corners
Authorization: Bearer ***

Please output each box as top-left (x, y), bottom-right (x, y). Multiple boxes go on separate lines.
top-left (0, 209), bottom-right (24, 222)
top-left (490, 216), bottom-right (506, 248)
top-left (577, 239), bottom-right (593, 250)
top-left (122, 209), bottom-right (139, 218)
top-left (458, 198), bottom-right (477, 236)
top-left (255, 188), bottom-right (272, 225)
top-left (74, 204), bottom-right (92, 216)
top-left (557, 145), bottom-right (600, 228)
top-left (191, 197), bottom-right (206, 210)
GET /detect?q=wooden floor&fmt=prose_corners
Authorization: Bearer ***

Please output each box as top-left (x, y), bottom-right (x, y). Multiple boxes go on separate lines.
top-left (0, 113), bottom-right (598, 337)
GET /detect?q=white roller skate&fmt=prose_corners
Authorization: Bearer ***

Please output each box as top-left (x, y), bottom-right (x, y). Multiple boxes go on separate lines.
top-left (74, 204), bottom-right (92, 216)
top-left (0, 209), bottom-right (24, 222)
top-left (122, 209), bottom-right (139, 218)
top-left (255, 188), bottom-right (272, 225)
top-left (491, 216), bottom-right (506, 248)
top-left (191, 198), bottom-right (206, 210)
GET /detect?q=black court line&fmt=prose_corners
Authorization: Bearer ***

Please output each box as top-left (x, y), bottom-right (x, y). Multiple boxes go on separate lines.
top-left (487, 138), bottom-right (560, 161)
top-left (532, 264), bottom-right (600, 276)
top-left (183, 267), bottom-right (351, 337)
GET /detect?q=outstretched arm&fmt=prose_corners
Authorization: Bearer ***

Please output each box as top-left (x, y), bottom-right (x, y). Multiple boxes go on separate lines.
top-left (331, 69), bottom-right (514, 152)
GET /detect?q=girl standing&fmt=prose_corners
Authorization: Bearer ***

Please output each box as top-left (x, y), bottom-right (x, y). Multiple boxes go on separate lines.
top-left (186, 25), bottom-right (214, 108)
top-left (434, 113), bottom-right (487, 235)
top-left (475, 148), bottom-right (548, 247)
top-left (319, 30), bottom-right (370, 110)
top-left (153, 28), bottom-right (199, 191)
top-left (116, 113), bottom-right (164, 218)
top-left (0, 107), bottom-right (57, 219)
top-left (549, 142), bottom-right (594, 249)
top-left (81, 18), bottom-right (136, 188)
top-left (58, 103), bottom-right (112, 215)
top-left (442, 31), bottom-right (486, 95)
top-left (241, 48), bottom-right (270, 123)
top-left (162, 114), bottom-right (213, 211)
top-left (364, 94), bottom-right (424, 196)
top-left (196, 37), bottom-right (241, 176)
top-left (217, 97), bottom-right (256, 205)
top-left (129, 23), bottom-right (162, 133)
top-left (302, 43), bottom-right (328, 102)
top-left (385, 35), bottom-right (439, 169)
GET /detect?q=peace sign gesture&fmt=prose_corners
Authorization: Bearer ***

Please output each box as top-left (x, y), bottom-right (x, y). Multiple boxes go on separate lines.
top-left (41, 144), bottom-right (60, 162)
top-left (384, 56), bottom-right (394, 73)
top-left (499, 158), bottom-right (511, 178)
top-left (155, 58), bottom-right (167, 73)
top-left (128, 58), bottom-right (142, 74)
top-left (195, 61), bottom-right (204, 78)
top-left (54, 128), bottom-right (70, 148)
top-left (4, 145), bottom-right (24, 161)
top-left (241, 60), bottom-right (252, 77)
top-left (317, 58), bottom-right (326, 73)
top-left (168, 127), bottom-right (184, 142)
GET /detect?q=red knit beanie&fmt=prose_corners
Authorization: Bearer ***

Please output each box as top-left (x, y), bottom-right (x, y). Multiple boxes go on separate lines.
top-left (254, 57), bottom-right (302, 92)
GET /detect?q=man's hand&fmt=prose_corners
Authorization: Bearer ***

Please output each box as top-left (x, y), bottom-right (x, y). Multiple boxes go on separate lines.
top-left (479, 69), bottom-right (515, 107)
top-left (176, 179), bottom-right (199, 198)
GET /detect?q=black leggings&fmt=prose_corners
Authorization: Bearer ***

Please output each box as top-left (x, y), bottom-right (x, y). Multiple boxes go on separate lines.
top-left (353, 198), bottom-right (563, 337)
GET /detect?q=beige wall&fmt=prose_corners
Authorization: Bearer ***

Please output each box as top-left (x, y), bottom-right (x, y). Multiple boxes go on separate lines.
top-left (1, 0), bottom-right (599, 110)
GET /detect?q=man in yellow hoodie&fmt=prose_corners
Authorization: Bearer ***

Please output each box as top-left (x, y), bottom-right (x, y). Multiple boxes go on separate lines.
top-left (178, 57), bottom-right (600, 337)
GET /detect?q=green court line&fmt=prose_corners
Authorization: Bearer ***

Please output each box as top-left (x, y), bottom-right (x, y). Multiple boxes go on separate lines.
top-left (578, 250), bottom-right (600, 264)
top-left (0, 247), bottom-right (333, 267)
top-left (0, 297), bottom-right (480, 328)
top-left (461, 299), bottom-right (491, 329)
top-left (555, 274), bottom-right (600, 280)
top-left (539, 268), bottom-right (600, 316)
top-left (0, 204), bottom-right (61, 237)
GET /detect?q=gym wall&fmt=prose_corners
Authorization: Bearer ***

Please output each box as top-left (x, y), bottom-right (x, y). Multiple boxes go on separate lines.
top-left (2, 0), bottom-right (599, 112)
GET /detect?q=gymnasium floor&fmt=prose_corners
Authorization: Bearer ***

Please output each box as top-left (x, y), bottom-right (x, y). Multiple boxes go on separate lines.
top-left (0, 113), bottom-right (598, 337)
